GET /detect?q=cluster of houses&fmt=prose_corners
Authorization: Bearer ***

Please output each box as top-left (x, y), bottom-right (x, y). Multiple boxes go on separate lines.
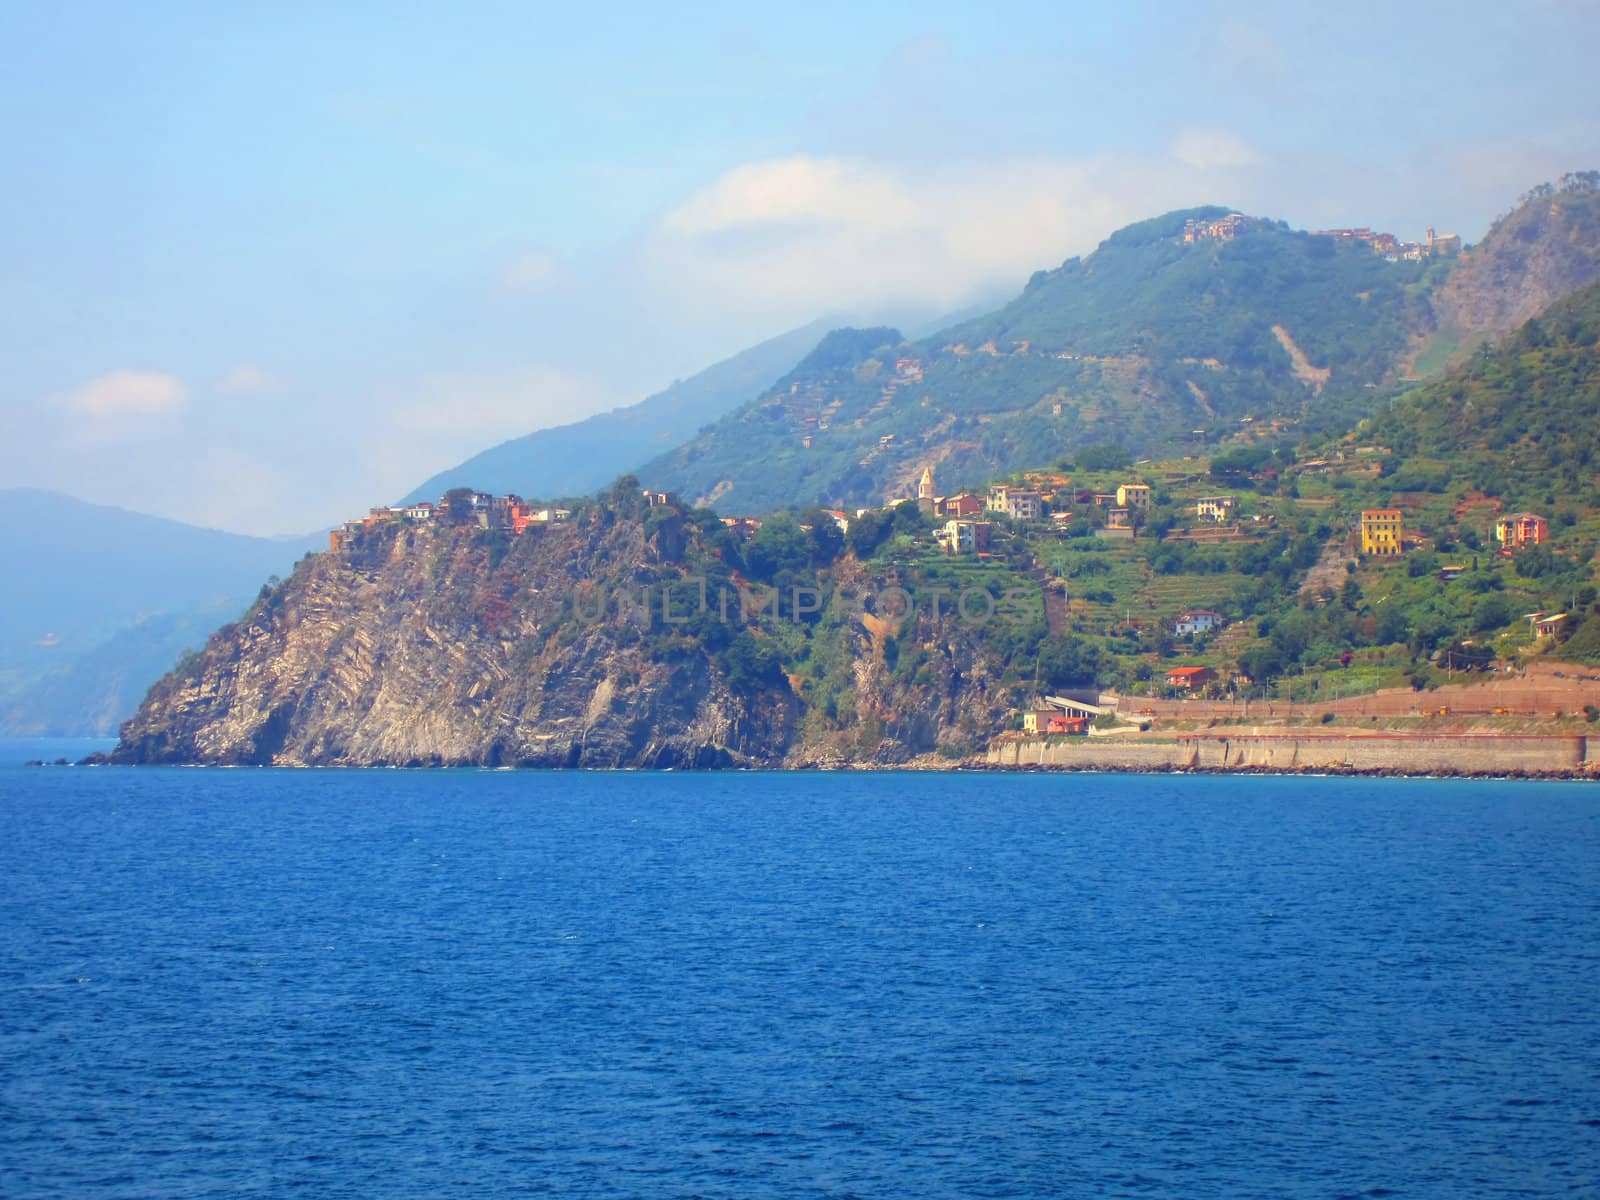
top-left (1311, 225), bottom-right (1462, 262)
top-left (912, 470), bottom-right (1165, 554)
top-left (1183, 213), bottom-right (1255, 242)
top-left (906, 466), bottom-right (1253, 553)
top-left (329, 492), bottom-right (572, 550)
top-left (1182, 210), bottom-right (1463, 262)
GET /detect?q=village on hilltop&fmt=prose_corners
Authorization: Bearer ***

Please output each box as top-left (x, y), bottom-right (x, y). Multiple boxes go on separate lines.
top-left (328, 491), bottom-right (572, 551)
top-left (1183, 211), bottom-right (1463, 261)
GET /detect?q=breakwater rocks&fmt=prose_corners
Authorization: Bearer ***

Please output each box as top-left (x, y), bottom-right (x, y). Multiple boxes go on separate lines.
top-left (988, 732), bottom-right (1600, 778)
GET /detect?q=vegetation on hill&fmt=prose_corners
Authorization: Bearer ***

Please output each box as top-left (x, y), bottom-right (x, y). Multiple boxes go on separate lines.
top-left (636, 207), bottom-right (1461, 514)
top-left (635, 179), bottom-right (1600, 521)
top-left (634, 274), bottom-right (1600, 713)
top-left (100, 177), bottom-right (1600, 755)
top-left (1360, 275), bottom-right (1600, 506)
top-left (117, 268), bottom-right (1600, 766)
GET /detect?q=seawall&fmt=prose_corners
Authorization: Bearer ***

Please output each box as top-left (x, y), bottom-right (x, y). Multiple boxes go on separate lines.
top-left (987, 733), bottom-right (1599, 776)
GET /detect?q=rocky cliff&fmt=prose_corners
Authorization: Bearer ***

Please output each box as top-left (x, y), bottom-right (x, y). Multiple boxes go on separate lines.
top-left (106, 499), bottom-right (1026, 768)
top-left (1428, 180), bottom-right (1600, 355)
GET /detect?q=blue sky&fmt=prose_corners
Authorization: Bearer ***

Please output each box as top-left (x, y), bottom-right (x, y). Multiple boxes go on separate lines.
top-left (3, 0), bottom-right (1597, 534)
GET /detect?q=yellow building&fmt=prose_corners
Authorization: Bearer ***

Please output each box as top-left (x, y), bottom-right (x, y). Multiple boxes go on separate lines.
top-left (1360, 509), bottom-right (1404, 556)
top-left (1116, 483), bottom-right (1151, 511)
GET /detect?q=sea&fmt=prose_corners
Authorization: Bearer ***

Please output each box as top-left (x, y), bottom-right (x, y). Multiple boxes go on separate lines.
top-left (1, 739), bottom-right (1596, 1199)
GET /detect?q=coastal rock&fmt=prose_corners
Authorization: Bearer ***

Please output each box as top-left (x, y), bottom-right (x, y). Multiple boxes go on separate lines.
top-left (107, 507), bottom-right (1018, 768)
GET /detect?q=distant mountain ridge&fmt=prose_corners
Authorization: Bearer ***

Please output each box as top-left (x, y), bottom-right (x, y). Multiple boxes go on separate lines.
top-left (400, 318), bottom-right (840, 504)
top-left (0, 489), bottom-right (321, 735)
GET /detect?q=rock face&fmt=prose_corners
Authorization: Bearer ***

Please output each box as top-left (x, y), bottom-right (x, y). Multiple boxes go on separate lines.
top-left (1431, 185), bottom-right (1600, 351)
top-left (111, 517), bottom-right (791, 767)
top-left (107, 508), bottom-right (1022, 768)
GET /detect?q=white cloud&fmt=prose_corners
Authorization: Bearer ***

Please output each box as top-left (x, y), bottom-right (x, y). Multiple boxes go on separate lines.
top-left (1171, 128), bottom-right (1260, 171)
top-left (639, 153), bottom-right (1256, 334)
top-left (60, 370), bottom-right (187, 416)
top-left (218, 365), bottom-right (275, 395)
top-left (502, 251), bottom-right (564, 293)
top-left (664, 156), bottom-right (919, 237)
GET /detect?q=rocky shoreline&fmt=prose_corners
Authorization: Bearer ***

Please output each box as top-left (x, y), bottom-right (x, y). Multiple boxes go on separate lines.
top-left (65, 744), bottom-right (1600, 780)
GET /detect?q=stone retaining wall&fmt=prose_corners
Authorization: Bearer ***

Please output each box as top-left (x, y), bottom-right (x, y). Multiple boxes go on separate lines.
top-left (989, 733), bottom-right (1598, 775)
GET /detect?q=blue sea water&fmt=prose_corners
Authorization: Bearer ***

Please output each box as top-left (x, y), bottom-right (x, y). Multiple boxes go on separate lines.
top-left (1, 742), bottom-right (1597, 1198)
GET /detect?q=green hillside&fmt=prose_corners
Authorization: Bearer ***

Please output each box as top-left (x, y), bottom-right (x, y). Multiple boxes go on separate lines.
top-left (620, 277), bottom-right (1600, 715)
top-left (637, 207), bottom-right (1451, 514)
top-left (1360, 275), bottom-right (1600, 506)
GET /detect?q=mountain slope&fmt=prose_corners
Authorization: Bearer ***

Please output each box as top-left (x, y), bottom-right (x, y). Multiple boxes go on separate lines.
top-left (636, 182), bottom-right (1600, 517)
top-left (636, 207), bottom-right (1450, 513)
top-left (400, 318), bottom-right (837, 503)
top-left (1361, 274), bottom-right (1600, 505)
top-left (0, 490), bottom-right (320, 734)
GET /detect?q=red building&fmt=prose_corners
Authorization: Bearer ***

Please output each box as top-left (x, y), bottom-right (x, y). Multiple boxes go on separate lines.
top-left (1165, 666), bottom-right (1217, 692)
top-left (940, 493), bottom-right (986, 518)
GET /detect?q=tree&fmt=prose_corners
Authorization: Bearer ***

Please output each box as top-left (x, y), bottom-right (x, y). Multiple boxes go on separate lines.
top-left (1076, 442), bottom-right (1132, 471)
top-left (1472, 593), bottom-right (1514, 632)
top-left (719, 631), bottom-right (786, 695)
top-left (1440, 640), bottom-right (1493, 672)
top-left (1239, 644), bottom-right (1284, 682)
top-left (799, 508), bottom-right (845, 564)
top-left (1514, 544), bottom-right (1558, 579)
top-left (846, 510), bottom-right (888, 557)
top-left (745, 515), bottom-right (812, 581)
top-left (1037, 636), bottom-right (1102, 689)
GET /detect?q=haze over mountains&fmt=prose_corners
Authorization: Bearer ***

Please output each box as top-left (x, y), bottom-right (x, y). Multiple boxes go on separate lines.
top-left (401, 318), bottom-right (839, 504)
top-left (401, 299), bottom-right (998, 506)
top-left (0, 491), bottom-right (321, 735)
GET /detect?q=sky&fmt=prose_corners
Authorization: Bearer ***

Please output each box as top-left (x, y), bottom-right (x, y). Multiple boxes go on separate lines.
top-left (3, 0), bottom-right (1597, 536)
